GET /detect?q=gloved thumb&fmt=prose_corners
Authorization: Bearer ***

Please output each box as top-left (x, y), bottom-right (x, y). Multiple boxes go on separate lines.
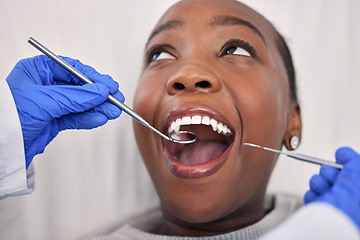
top-left (39, 83), bottom-right (110, 119)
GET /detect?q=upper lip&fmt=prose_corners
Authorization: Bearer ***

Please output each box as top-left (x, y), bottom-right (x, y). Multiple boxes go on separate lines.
top-left (162, 103), bottom-right (234, 134)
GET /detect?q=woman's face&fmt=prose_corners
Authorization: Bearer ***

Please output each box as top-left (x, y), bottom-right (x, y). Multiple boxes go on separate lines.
top-left (133, 0), bottom-right (300, 232)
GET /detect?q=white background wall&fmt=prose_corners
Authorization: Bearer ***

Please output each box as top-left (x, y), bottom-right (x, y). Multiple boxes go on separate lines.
top-left (0, 0), bottom-right (359, 239)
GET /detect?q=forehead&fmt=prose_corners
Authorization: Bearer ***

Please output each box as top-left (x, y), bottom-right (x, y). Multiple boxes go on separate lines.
top-left (149, 0), bottom-right (278, 45)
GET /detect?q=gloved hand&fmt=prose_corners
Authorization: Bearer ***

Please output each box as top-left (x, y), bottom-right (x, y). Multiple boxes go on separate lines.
top-left (6, 55), bottom-right (125, 168)
top-left (304, 147), bottom-right (360, 228)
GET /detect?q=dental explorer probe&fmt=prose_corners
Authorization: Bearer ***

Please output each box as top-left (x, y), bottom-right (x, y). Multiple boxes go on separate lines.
top-left (244, 143), bottom-right (343, 169)
top-left (28, 37), bottom-right (197, 144)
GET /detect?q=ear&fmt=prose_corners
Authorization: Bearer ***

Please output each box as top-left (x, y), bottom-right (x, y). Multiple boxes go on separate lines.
top-left (283, 103), bottom-right (302, 151)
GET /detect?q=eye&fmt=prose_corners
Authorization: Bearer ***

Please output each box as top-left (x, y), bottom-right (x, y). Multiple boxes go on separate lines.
top-left (225, 46), bottom-right (251, 57)
top-left (221, 39), bottom-right (258, 58)
top-left (146, 44), bottom-right (177, 65)
top-left (151, 51), bottom-right (175, 62)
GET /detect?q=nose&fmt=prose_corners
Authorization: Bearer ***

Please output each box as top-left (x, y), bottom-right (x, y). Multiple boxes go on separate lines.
top-left (166, 64), bottom-right (221, 95)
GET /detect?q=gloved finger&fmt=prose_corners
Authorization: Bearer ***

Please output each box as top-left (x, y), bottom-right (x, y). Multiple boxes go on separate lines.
top-left (334, 147), bottom-right (360, 188)
top-left (50, 57), bottom-right (91, 85)
top-left (304, 190), bottom-right (317, 204)
top-left (57, 111), bottom-right (109, 131)
top-left (111, 89), bottom-right (125, 103)
top-left (319, 164), bottom-right (339, 184)
top-left (335, 155), bottom-right (360, 187)
top-left (335, 147), bottom-right (360, 165)
top-left (93, 90), bottom-right (125, 119)
top-left (93, 102), bottom-right (121, 120)
top-left (81, 69), bottom-right (119, 95)
top-left (309, 174), bottom-right (331, 195)
top-left (52, 56), bottom-right (120, 95)
top-left (40, 83), bottom-right (109, 118)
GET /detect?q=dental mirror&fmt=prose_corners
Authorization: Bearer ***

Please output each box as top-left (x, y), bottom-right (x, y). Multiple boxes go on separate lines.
top-left (169, 131), bottom-right (198, 144)
top-left (28, 37), bottom-right (197, 144)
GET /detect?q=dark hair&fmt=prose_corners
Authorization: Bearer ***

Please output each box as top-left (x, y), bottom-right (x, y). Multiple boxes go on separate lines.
top-left (276, 33), bottom-right (298, 103)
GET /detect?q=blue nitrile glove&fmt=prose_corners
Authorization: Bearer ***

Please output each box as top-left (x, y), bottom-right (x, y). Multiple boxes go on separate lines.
top-left (6, 55), bottom-right (125, 168)
top-left (304, 147), bottom-right (360, 228)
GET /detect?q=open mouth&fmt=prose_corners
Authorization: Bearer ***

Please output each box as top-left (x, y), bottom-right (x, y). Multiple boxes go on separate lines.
top-left (165, 115), bottom-right (234, 165)
top-left (162, 112), bottom-right (235, 178)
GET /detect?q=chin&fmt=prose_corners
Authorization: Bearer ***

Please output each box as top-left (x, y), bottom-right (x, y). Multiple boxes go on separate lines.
top-left (161, 192), bottom-right (235, 224)
top-left (134, 102), bottom-right (276, 226)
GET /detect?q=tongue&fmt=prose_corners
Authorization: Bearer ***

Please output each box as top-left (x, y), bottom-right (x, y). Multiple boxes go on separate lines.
top-left (176, 141), bottom-right (228, 166)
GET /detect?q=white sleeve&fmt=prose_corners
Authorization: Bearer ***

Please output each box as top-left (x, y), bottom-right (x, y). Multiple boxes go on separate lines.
top-left (0, 79), bottom-right (34, 199)
top-left (261, 202), bottom-right (360, 240)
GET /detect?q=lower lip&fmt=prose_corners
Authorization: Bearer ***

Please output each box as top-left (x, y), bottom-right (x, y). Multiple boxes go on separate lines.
top-left (163, 143), bottom-right (233, 179)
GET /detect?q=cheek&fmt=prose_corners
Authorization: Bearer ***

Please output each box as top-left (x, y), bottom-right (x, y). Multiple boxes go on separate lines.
top-left (133, 76), bottom-right (161, 168)
top-left (245, 87), bottom-right (286, 137)
top-left (224, 68), bottom-right (289, 146)
top-left (134, 76), bottom-right (159, 118)
top-left (133, 70), bottom-right (173, 124)
top-left (133, 73), bottom-right (173, 190)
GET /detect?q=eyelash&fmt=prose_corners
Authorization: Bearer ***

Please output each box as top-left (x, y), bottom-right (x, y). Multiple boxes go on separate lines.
top-left (220, 39), bottom-right (258, 58)
top-left (146, 44), bottom-right (175, 65)
top-left (145, 39), bottom-right (258, 65)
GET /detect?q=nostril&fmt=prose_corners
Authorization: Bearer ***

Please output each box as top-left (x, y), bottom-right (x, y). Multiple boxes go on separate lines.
top-left (173, 82), bottom-right (185, 90)
top-left (195, 80), bottom-right (211, 88)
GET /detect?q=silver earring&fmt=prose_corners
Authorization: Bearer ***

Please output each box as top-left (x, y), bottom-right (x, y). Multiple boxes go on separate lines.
top-left (290, 136), bottom-right (299, 150)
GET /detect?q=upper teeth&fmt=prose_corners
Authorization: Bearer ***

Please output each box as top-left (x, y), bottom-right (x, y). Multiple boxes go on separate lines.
top-left (168, 115), bottom-right (232, 136)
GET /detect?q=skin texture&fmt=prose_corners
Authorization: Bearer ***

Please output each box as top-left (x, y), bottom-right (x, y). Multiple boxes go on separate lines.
top-left (133, 0), bottom-right (302, 236)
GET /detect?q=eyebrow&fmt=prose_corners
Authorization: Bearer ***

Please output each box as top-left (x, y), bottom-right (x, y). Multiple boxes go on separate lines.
top-left (209, 15), bottom-right (266, 45)
top-left (146, 15), bottom-right (266, 46)
top-left (147, 20), bottom-right (183, 46)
